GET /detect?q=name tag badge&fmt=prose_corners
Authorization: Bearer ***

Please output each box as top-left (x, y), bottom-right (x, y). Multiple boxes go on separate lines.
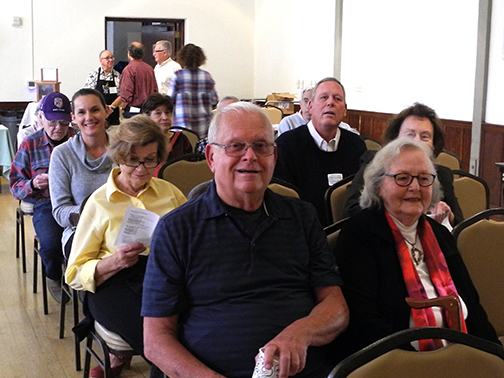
top-left (109, 87), bottom-right (118, 94)
top-left (328, 173), bottom-right (343, 186)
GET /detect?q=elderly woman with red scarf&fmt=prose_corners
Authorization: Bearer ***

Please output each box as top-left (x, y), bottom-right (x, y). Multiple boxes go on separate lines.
top-left (333, 137), bottom-right (499, 359)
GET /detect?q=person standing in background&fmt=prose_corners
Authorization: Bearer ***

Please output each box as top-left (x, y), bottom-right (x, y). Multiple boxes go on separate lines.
top-left (84, 50), bottom-right (122, 125)
top-left (168, 43), bottom-right (218, 137)
top-left (153, 40), bottom-right (181, 94)
top-left (120, 42), bottom-right (158, 118)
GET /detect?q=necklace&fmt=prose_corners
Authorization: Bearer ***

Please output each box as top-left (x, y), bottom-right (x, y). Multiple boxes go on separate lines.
top-left (403, 233), bottom-right (424, 265)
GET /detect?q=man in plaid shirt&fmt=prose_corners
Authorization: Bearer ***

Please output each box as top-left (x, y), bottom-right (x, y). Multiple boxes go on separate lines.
top-left (10, 92), bottom-right (75, 302)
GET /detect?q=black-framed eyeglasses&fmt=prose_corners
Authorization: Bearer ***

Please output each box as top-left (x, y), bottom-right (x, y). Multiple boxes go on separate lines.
top-left (385, 173), bottom-right (436, 187)
top-left (124, 159), bottom-right (160, 169)
top-left (153, 50), bottom-right (165, 54)
top-left (100, 56), bottom-right (114, 60)
top-left (211, 141), bottom-right (276, 157)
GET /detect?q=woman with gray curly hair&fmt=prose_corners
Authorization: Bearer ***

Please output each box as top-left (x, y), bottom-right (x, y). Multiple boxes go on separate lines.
top-left (333, 137), bottom-right (499, 359)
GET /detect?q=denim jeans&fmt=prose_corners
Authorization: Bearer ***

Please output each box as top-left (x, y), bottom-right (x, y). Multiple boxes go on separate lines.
top-left (32, 200), bottom-right (64, 280)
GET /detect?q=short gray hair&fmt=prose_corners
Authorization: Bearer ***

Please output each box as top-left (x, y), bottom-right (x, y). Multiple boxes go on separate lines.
top-left (360, 137), bottom-right (442, 210)
top-left (300, 87), bottom-right (313, 98)
top-left (312, 77), bottom-right (346, 102)
top-left (208, 102), bottom-right (273, 143)
top-left (154, 40), bottom-right (173, 56)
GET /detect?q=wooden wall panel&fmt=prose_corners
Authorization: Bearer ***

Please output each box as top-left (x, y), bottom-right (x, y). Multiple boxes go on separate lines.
top-left (481, 124), bottom-right (504, 207)
top-left (442, 121), bottom-right (471, 172)
top-left (0, 102), bottom-right (29, 111)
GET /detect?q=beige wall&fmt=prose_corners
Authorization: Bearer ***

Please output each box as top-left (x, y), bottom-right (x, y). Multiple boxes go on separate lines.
top-left (1, 0), bottom-right (255, 102)
top-left (2, 0), bottom-right (504, 126)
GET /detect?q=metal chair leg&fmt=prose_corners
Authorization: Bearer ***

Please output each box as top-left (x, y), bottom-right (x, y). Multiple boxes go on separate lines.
top-left (59, 261), bottom-right (82, 371)
top-left (33, 236), bottom-right (48, 315)
top-left (16, 207), bottom-right (27, 273)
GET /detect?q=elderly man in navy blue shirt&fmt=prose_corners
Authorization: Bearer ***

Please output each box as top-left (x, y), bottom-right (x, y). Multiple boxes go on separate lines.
top-left (142, 102), bottom-right (349, 378)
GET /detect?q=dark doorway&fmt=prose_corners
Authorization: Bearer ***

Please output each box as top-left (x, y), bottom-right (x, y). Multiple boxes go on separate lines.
top-left (105, 17), bottom-right (185, 69)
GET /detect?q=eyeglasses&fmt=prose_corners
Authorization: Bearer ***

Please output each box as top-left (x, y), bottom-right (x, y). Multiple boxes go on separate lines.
top-left (385, 173), bottom-right (436, 187)
top-left (124, 159), bottom-right (159, 168)
top-left (100, 56), bottom-right (114, 60)
top-left (211, 141), bottom-right (276, 157)
top-left (153, 50), bottom-right (165, 54)
top-left (46, 119), bottom-right (70, 127)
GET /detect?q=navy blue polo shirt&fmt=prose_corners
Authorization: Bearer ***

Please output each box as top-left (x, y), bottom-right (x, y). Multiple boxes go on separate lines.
top-left (142, 183), bottom-right (342, 377)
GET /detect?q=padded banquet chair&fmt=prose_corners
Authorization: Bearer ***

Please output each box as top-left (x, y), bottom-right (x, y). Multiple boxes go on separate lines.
top-left (16, 201), bottom-right (50, 315)
top-left (434, 150), bottom-right (461, 171)
top-left (324, 175), bottom-right (355, 225)
top-left (32, 234), bottom-right (48, 315)
top-left (361, 135), bottom-right (382, 151)
top-left (15, 200), bottom-right (34, 273)
top-left (268, 177), bottom-right (300, 198)
top-left (187, 178), bottom-right (301, 201)
top-left (324, 217), bottom-right (349, 253)
top-left (452, 208), bottom-right (504, 343)
top-left (328, 327), bottom-right (504, 378)
top-left (169, 126), bottom-right (200, 152)
top-left (262, 105), bottom-right (283, 125)
top-left (158, 153), bottom-right (213, 197)
top-left (451, 170), bottom-right (489, 219)
top-left (83, 321), bottom-right (139, 378)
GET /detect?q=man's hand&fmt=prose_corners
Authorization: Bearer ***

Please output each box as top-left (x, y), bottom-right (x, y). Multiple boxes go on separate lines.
top-left (259, 286), bottom-right (349, 378)
top-left (261, 332), bottom-right (307, 378)
top-left (32, 173), bottom-right (49, 190)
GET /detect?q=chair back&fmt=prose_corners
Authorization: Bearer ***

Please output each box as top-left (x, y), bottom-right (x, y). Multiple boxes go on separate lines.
top-left (361, 136), bottom-right (382, 151)
top-left (325, 218), bottom-right (349, 252)
top-left (435, 150), bottom-right (461, 171)
top-left (158, 153), bottom-right (213, 197)
top-left (268, 177), bottom-right (300, 198)
top-left (329, 327), bottom-right (504, 378)
top-left (169, 126), bottom-right (200, 152)
top-left (262, 105), bottom-right (283, 125)
top-left (452, 208), bottom-right (504, 340)
top-left (325, 175), bottom-right (355, 225)
top-left (451, 170), bottom-right (489, 219)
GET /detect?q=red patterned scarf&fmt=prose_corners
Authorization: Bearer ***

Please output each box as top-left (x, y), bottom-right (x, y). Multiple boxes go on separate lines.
top-left (385, 211), bottom-right (467, 351)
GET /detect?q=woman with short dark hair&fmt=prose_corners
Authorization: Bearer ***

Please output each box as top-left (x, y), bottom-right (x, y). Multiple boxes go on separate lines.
top-left (344, 102), bottom-right (463, 226)
top-left (142, 93), bottom-right (193, 174)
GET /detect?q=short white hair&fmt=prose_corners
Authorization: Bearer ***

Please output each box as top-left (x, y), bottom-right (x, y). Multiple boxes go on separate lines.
top-left (207, 102), bottom-right (273, 143)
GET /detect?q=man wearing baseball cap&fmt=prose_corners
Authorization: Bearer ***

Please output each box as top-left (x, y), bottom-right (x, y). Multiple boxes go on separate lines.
top-left (10, 91), bottom-right (75, 302)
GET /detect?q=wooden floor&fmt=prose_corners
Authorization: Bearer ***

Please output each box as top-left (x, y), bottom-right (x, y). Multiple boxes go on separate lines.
top-left (0, 176), bottom-right (151, 377)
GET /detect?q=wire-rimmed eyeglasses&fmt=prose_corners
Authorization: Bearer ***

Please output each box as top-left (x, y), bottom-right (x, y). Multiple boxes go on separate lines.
top-left (210, 141), bottom-right (276, 157)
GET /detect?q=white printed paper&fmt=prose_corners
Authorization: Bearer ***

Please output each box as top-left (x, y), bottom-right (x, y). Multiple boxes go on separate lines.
top-left (114, 206), bottom-right (160, 247)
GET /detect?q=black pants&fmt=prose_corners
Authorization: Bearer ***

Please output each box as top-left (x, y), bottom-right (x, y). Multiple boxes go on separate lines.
top-left (87, 256), bottom-right (147, 357)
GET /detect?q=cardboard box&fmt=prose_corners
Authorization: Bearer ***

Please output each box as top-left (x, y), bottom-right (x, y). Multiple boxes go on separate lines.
top-left (266, 93), bottom-right (296, 114)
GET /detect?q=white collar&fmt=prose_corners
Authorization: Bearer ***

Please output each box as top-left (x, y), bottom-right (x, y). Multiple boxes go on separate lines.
top-left (158, 57), bottom-right (173, 68)
top-left (307, 121), bottom-right (341, 152)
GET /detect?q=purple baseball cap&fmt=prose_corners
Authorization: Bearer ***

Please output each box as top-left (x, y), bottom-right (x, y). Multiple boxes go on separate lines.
top-left (40, 92), bottom-right (72, 122)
